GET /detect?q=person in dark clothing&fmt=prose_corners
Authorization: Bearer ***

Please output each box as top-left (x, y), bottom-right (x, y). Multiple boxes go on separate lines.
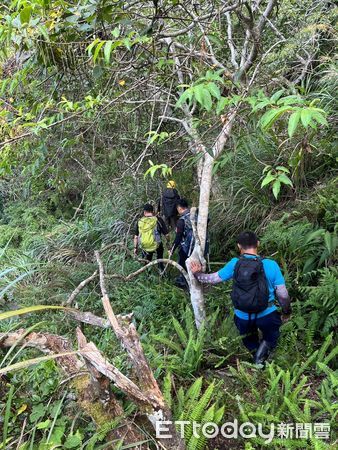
top-left (169, 198), bottom-right (192, 271)
top-left (158, 180), bottom-right (180, 230)
top-left (190, 231), bottom-right (292, 366)
top-left (134, 204), bottom-right (169, 271)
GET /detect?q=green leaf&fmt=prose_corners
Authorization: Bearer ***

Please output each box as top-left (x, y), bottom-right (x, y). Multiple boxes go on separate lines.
top-left (272, 180), bottom-right (281, 199)
top-left (93, 41), bottom-right (105, 63)
top-left (104, 40), bottom-right (113, 64)
top-left (275, 166), bottom-right (290, 173)
top-left (261, 174), bottom-right (275, 187)
top-left (30, 404), bottom-right (47, 423)
top-left (64, 431), bottom-right (82, 449)
top-left (311, 111), bottom-right (328, 126)
top-left (194, 85), bottom-right (212, 111)
top-left (300, 109), bottom-right (313, 128)
top-left (0, 352), bottom-right (78, 375)
top-left (270, 89), bottom-right (285, 103)
top-left (20, 6), bottom-right (32, 24)
top-left (216, 97), bottom-right (229, 115)
top-left (324, 231), bottom-right (332, 254)
top-left (203, 90), bottom-right (213, 111)
top-left (112, 27), bottom-right (120, 38)
top-left (194, 85), bottom-right (206, 109)
top-left (206, 82), bottom-right (221, 99)
top-left (288, 110), bottom-right (301, 137)
top-left (277, 95), bottom-right (303, 106)
top-left (86, 38), bottom-right (100, 55)
top-left (260, 106), bottom-right (291, 130)
top-left (37, 419), bottom-right (51, 430)
top-left (278, 173), bottom-right (293, 187)
top-left (0, 305), bottom-right (72, 321)
top-left (253, 99), bottom-right (271, 111)
top-left (176, 89), bottom-right (192, 108)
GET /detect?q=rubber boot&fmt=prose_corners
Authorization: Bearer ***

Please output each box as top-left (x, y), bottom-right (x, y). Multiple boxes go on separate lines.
top-left (254, 340), bottom-right (271, 367)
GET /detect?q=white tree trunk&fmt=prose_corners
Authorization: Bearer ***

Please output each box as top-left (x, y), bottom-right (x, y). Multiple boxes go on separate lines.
top-left (187, 112), bottom-right (237, 329)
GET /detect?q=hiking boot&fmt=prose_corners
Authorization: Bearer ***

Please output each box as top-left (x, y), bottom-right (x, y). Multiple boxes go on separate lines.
top-left (254, 340), bottom-right (271, 367)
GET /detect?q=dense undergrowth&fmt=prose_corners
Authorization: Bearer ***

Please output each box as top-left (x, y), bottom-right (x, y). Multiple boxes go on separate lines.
top-left (0, 153), bottom-right (337, 449)
top-left (0, 0), bottom-right (337, 448)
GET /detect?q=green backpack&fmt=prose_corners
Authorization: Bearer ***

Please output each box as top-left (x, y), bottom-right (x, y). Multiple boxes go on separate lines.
top-left (138, 216), bottom-right (161, 252)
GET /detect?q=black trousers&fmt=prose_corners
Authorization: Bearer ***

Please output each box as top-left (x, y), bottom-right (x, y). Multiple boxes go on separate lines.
top-left (164, 215), bottom-right (178, 230)
top-left (142, 242), bottom-right (164, 271)
top-left (178, 247), bottom-right (188, 270)
top-left (234, 311), bottom-right (282, 352)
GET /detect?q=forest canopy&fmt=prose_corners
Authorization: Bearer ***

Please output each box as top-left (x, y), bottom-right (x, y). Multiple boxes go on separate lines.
top-left (0, 0), bottom-right (337, 449)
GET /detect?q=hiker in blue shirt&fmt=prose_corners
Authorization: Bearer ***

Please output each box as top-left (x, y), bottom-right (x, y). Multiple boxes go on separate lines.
top-left (190, 231), bottom-right (291, 366)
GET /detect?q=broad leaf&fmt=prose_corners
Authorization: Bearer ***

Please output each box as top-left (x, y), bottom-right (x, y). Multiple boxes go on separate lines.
top-left (253, 99), bottom-right (271, 111)
top-left (202, 88), bottom-right (213, 111)
top-left (300, 109), bottom-right (313, 128)
top-left (277, 95), bottom-right (303, 106)
top-left (272, 180), bottom-right (281, 199)
top-left (86, 38), bottom-right (100, 55)
top-left (20, 6), bottom-right (32, 24)
top-left (176, 89), bottom-right (192, 108)
top-left (216, 97), bottom-right (229, 115)
top-left (194, 84), bottom-right (212, 111)
top-left (311, 111), bottom-right (328, 126)
top-left (275, 166), bottom-right (290, 173)
top-left (104, 40), bottom-right (113, 64)
top-left (93, 41), bottom-right (105, 63)
top-left (261, 174), bottom-right (275, 187)
top-left (260, 106), bottom-right (291, 130)
top-left (112, 27), bottom-right (120, 38)
top-left (278, 174), bottom-right (293, 187)
top-left (288, 110), bottom-right (301, 137)
top-left (271, 90), bottom-right (285, 103)
top-left (206, 82), bottom-right (221, 99)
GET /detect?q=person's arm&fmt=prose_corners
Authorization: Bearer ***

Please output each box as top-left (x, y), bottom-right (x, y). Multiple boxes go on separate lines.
top-left (133, 223), bottom-right (139, 255)
top-left (157, 217), bottom-right (169, 236)
top-left (195, 271), bottom-right (223, 284)
top-left (190, 259), bottom-right (237, 284)
top-left (171, 218), bottom-right (184, 253)
top-left (275, 285), bottom-right (291, 315)
top-left (273, 262), bottom-right (291, 315)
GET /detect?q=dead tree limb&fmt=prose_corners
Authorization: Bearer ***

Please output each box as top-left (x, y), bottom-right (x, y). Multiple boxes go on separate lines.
top-left (94, 251), bottom-right (185, 450)
top-left (106, 258), bottom-right (190, 286)
top-left (0, 330), bottom-right (143, 444)
top-left (67, 309), bottom-right (110, 328)
top-left (64, 270), bottom-right (98, 306)
top-left (77, 328), bottom-right (185, 450)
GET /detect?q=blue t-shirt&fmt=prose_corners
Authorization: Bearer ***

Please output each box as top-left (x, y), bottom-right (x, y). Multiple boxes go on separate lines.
top-left (218, 254), bottom-right (285, 320)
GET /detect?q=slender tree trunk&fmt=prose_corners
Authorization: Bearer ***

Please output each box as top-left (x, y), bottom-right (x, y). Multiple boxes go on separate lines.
top-left (187, 112), bottom-right (236, 329)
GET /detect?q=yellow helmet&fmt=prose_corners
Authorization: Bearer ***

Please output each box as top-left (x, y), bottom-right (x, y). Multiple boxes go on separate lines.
top-left (167, 180), bottom-right (176, 189)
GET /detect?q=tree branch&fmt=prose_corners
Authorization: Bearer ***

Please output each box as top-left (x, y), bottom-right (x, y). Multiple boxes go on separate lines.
top-left (64, 271), bottom-right (98, 306)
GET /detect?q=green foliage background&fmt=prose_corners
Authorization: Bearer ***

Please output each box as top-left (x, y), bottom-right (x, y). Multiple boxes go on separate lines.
top-left (0, 0), bottom-right (337, 448)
